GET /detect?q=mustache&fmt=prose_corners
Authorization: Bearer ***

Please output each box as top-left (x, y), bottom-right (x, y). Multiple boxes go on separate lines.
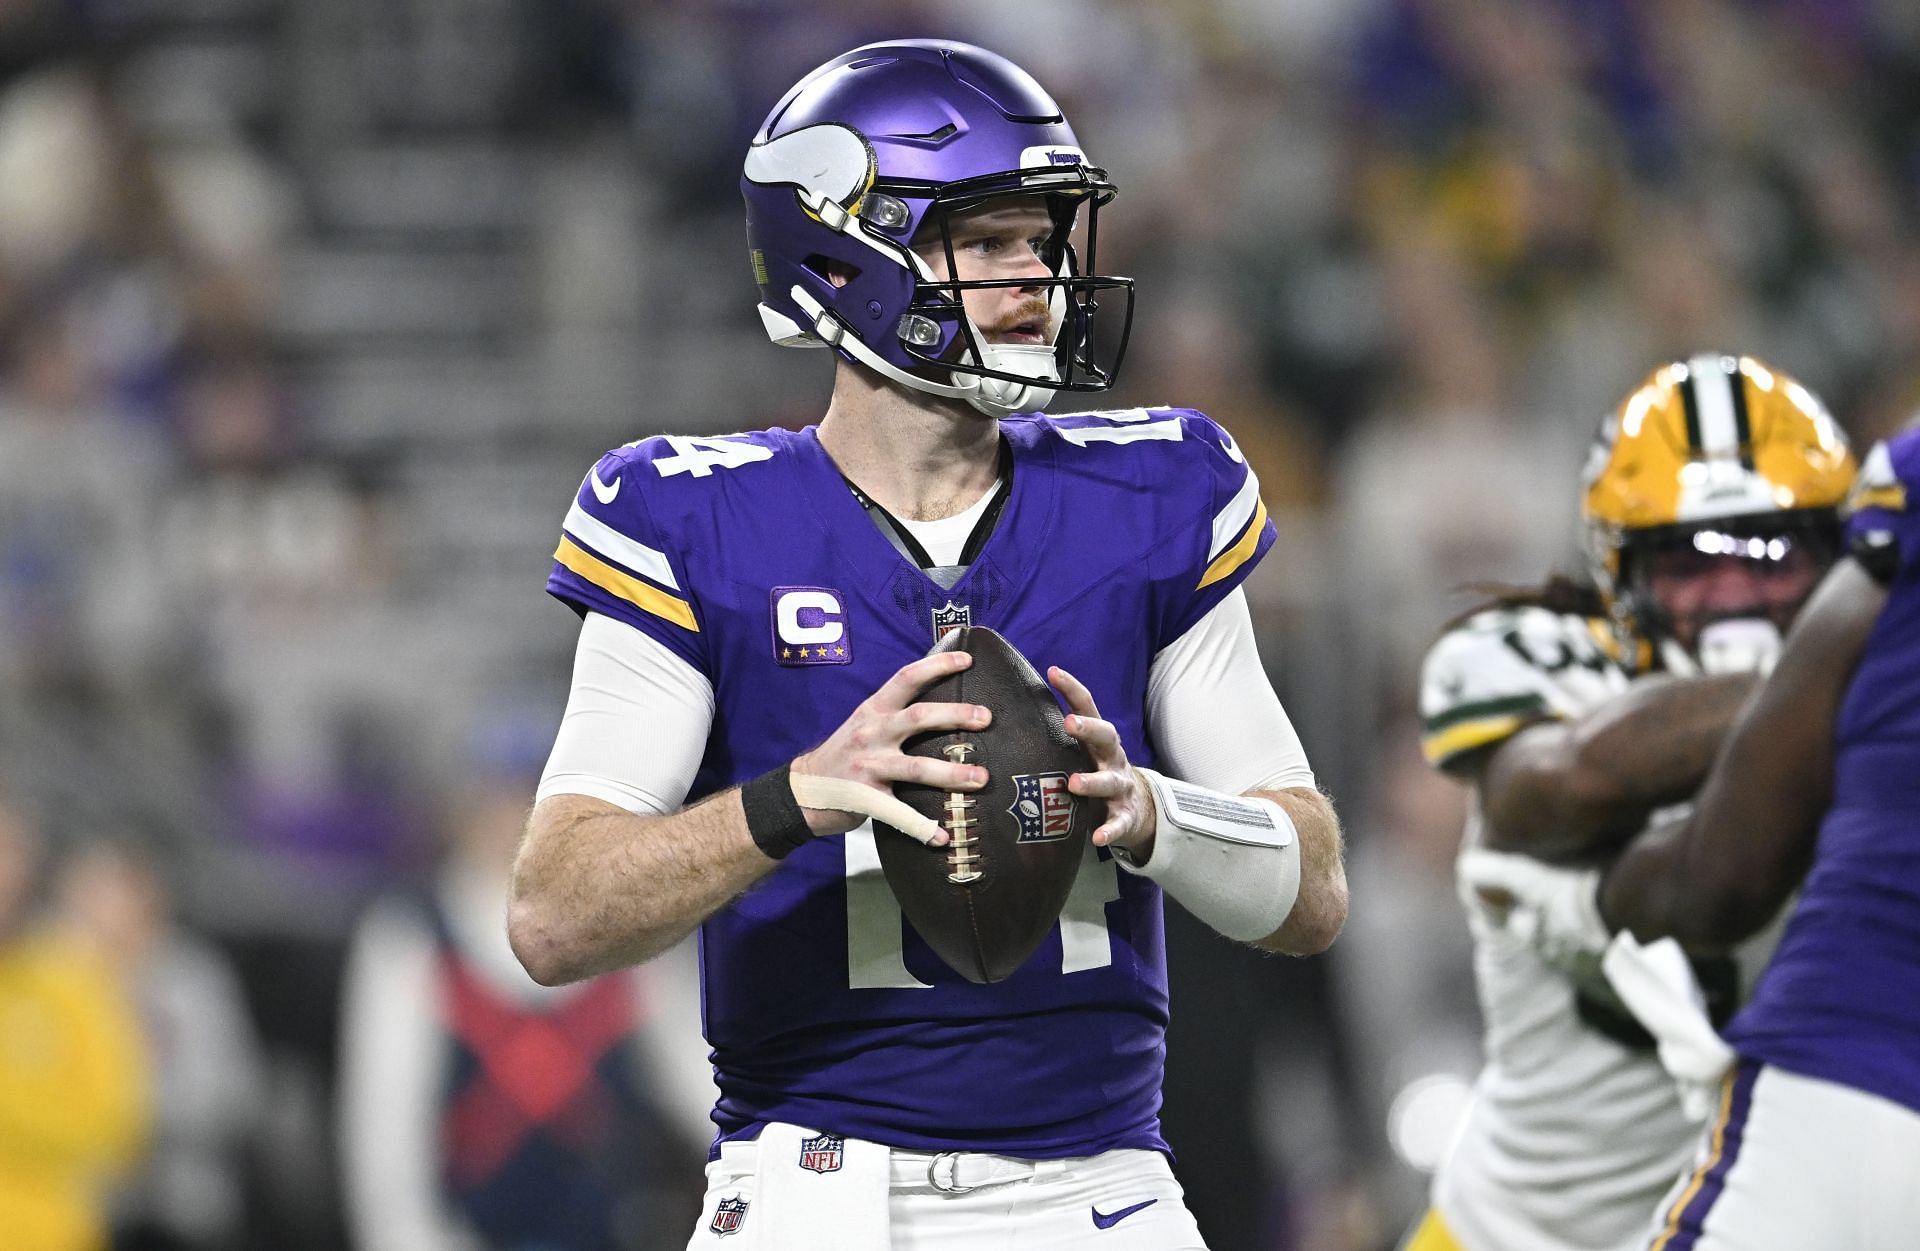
top-left (985, 298), bottom-right (1055, 335)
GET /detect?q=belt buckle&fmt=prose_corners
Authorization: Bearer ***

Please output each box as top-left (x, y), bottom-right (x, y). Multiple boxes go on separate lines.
top-left (927, 1151), bottom-right (976, 1194)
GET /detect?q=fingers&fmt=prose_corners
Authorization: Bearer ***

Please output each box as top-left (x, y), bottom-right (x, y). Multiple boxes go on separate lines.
top-left (1047, 665), bottom-right (1100, 718)
top-left (871, 650), bottom-right (972, 713)
top-left (886, 700), bottom-right (991, 740)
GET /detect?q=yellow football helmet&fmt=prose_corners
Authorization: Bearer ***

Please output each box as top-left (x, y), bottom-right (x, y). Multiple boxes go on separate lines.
top-left (1581, 353), bottom-right (1856, 667)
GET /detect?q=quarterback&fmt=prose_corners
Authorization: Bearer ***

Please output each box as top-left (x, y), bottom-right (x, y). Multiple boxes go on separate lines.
top-left (1407, 355), bottom-right (1854, 1251)
top-left (507, 40), bottom-right (1346, 1250)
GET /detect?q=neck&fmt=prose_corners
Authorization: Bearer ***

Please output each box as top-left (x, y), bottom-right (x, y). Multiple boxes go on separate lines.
top-left (817, 362), bottom-right (1003, 521)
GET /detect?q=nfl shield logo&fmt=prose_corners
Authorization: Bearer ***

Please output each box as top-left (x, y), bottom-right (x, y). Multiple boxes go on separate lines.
top-left (798, 1132), bottom-right (844, 1174)
top-left (709, 1195), bottom-right (748, 1236)
top-left (1009, 772), bottom-right (1074, 843)
top-left (932, 600), bottom-right (970, 642)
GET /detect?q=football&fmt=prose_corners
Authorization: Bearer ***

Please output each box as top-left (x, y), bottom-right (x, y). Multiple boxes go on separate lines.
top-left (875, 626), bottom-right (1104, 984)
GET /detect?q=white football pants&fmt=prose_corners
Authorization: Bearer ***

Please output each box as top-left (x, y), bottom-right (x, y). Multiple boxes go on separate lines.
top-left (1642, 1062), bottom-right (1920, 1250)
top-left (685, 1123), bottom-right (1208, 1250)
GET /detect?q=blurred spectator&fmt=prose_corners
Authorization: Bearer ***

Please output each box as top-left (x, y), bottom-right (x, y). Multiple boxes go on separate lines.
top-left (56, 837), bottom-right (265, 1251)
top-left (0, 790), bottom-right (150, 1251)
top-left (336, 768), bottom-right (713, 1251)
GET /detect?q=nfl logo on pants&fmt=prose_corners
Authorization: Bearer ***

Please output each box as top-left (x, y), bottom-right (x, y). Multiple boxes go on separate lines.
top-left (799, 1132), bottom-right (844, 1174)
top-left (709, 1196), bottom-right (748, 1236)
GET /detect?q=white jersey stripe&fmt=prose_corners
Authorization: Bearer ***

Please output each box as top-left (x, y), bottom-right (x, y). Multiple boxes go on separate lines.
top-left (1688, 354), bottom-right (1742, 461)
top-left (1209, 466), bottom-right (1262, 560)
top-left (564, 498), bottom-right (681, 591)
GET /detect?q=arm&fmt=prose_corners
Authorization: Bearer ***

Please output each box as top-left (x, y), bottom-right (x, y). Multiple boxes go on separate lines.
top-left (1050, 591), bottom-right (1347, 957)
top-left (1599, 559), bottom-right (1887, 949)
top-left (1253, 785), bottom-right (1346, 955)
top-left (1472, 672), bottom-right (1757, 861)
top-left (509, 621), bottom-right (989, 985)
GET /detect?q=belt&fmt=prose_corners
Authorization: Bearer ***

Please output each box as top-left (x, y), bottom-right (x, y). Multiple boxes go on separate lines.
top-left (889, 1150), bottom-right (1067, 1194)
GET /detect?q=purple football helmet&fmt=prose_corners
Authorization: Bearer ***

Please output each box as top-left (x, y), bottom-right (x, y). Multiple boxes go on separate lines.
top-left (742, 40), bottom-right (1134, 417)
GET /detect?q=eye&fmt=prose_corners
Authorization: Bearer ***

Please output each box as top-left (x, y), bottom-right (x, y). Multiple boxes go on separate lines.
top-left (961, 236), bottom-right (1003, 256)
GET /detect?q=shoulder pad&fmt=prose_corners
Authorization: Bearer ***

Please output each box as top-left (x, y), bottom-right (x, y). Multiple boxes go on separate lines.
top-left (1419, 607), bottom-right (1626, 768)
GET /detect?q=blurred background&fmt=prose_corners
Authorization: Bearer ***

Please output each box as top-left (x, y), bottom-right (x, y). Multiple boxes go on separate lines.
top-left (3, 0), bottom-right (1919, 1248)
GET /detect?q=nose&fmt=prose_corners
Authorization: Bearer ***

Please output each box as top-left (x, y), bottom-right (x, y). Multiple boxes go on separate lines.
top-left (1695, 560), bottom-right (1770, 610)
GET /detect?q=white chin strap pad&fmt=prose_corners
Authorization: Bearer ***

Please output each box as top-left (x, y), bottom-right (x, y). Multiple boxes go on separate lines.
top-left (1120, 768), bottom-right (1301, 943)
top-left (789, 773), bottom-right (947, 846)
top-left (961, 342), bottom-right (1060, 418)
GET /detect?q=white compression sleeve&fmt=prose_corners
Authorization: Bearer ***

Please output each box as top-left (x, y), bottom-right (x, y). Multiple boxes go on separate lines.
top-left (1130, 588), bottom-right (1315, 941)
top-left (1147, 588), bottom-right (1316, 794)
top-left (537, 613), bottom-right (715, 815)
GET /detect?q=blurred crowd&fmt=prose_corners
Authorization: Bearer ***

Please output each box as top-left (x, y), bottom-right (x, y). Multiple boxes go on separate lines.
top-left (4, 1), bottom-right (1920, 1249)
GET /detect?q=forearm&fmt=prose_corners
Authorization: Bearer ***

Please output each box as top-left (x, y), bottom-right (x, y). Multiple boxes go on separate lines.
top-left (1251, 787), bottom-right (1346, 955)
top-left (1483, 672), bottom-right (1756, 859)
top-left (509, 790), bottom-right (778, 985)
top-left (1573, 673), bottom-right (1756, 809)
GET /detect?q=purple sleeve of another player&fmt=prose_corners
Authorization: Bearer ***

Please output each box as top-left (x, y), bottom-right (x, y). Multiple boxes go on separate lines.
top-left (545, 444), bottom-right (709, 674)
top-left (1150, 410), bottom-right (1278, 646)
top-left (1844, 428), bottom-right (1920, 587)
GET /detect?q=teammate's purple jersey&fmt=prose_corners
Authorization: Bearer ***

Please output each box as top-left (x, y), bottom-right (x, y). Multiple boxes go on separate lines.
top-left (1724, 425), bottom-right (1920, 1114)
top-left (545, 408), bottom-right (1275, 1157)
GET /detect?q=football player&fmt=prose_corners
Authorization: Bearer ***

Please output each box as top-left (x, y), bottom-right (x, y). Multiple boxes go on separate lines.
top-left (507, 40), bottom-right (1347, 1251)
top-left (1461, 420), bottom-right (1920, 1249)
top-left (1406, 355), bottom-right (1855, 1251)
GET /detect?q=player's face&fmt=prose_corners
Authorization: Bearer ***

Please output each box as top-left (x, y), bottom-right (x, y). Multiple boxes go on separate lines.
top-left (1643, 528), bottom-right (1824, 650)
top-left (913, 200), bottom-right (1057, 347)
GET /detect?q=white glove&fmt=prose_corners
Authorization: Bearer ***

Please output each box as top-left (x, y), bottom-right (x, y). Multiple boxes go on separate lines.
top-left (1459, 849), bottom-right (1612, 968)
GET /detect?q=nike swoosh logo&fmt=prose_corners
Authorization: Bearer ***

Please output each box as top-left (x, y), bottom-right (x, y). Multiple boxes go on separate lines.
top-left (589, 467), bottom-right (620, 505)
top-left (1091, 1199), bottom-right (1157, 1230)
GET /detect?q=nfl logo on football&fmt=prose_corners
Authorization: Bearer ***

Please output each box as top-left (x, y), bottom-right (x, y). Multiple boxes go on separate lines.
top-left (709, 1196), bottom-right (749, 1236)
top-left (1010, 772), bottom-right (1074, 843)
top-left (798, 1131), bottom-right (844, 1174)
top-left (932, 601), bottom-right (970, 642)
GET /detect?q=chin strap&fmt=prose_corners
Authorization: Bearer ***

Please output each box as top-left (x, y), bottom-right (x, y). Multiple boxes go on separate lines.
top-left (788, 286), bottom-right (1058, 419)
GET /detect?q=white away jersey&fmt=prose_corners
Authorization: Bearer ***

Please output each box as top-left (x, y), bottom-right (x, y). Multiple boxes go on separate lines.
top-left (1418, 606), bottom-right (1701, 1251)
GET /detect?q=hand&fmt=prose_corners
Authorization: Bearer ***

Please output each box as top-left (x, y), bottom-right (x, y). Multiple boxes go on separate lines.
top-left (793, 650), bottom-right (992, 842)
top-left (1048, 666), bottom-right (1157, 858)
top-left (1459, 848), bottom-right (1611, 968)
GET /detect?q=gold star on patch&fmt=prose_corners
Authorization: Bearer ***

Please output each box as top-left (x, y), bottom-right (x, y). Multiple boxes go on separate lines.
top-left (781, 647), bottom-right (792, 659)
top-left (834, 646), bottom-right (846, 657)
top-left (797, 647), bottom-right (810, 658)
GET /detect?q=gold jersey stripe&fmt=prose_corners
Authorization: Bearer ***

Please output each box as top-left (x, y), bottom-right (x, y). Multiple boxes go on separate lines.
top-left (553, 537), bottom-right (699, 632)
top-left (1401, 1209), bottom-right (1468, 1251)
top-left (1850, 483), bottom-right (1908, 514)
top-left (1197, 499), bottom-right (1268, 590)
top-left (1421, 714), bottom-right (1529, 765)
top-left (1649, 1070), bottom-right (1738, 1251)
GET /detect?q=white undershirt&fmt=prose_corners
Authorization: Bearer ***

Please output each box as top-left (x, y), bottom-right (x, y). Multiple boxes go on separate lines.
top-left (538, 586), bottom-right (1315, 814)
top-left (892, 481), bottom-right (1002, 565)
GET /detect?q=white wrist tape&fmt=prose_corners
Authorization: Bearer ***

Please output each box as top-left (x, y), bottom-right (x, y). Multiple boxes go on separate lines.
top-left (789, 774), bottom-right (947, 846)
top-left (1121, 768), bottom-right (1302, 942)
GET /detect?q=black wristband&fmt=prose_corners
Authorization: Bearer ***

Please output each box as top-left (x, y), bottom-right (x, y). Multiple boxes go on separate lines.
top-left (742, 764), bottom-right (813, 861)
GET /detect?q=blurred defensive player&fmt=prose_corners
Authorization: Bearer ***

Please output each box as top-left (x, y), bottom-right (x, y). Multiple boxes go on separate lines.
top-left (1406, 355), bottom-right (1854, 1251)
top-left (1463, 421), bottom-right (1920, 1248)
top-left (507, 40), bottom-right (1347, 1251)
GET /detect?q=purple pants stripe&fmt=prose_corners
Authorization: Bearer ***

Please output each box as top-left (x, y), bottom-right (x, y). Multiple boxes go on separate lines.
top-left (1651, 1061), bottom-right (1761, 1251)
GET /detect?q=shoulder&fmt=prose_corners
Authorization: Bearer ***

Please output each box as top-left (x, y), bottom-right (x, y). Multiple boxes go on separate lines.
top-left (1845, 425), bottom-right (1920, 582)
top-left (1018, 406), bottom-right (1256, 522)
top-left (1419, 606), bottom-right (1625, 769)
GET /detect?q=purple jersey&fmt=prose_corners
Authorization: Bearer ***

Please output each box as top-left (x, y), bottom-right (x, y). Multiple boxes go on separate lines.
top-left (1723, 425), bottom-right (1920, 1113)
top-left (545, 408), bottom-right (1275, 1157)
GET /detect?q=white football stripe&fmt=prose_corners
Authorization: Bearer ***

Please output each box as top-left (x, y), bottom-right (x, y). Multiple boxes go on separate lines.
top-left (564, 499), bottom-right (680, 591)
top-left (1688, 353), bottom-right (1741, 460)
top-left (1209, 465), bottom-right (1263, 560)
